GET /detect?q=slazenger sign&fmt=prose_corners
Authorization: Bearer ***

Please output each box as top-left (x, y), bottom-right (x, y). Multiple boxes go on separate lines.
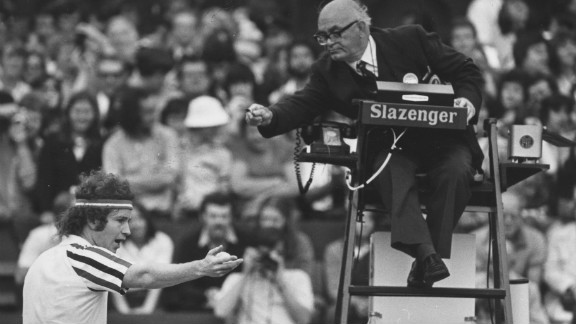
top-left (360, 101), bottom-right (467, 130)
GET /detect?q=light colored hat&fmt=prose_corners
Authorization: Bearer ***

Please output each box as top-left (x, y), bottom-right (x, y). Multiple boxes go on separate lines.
top-left (184, 95), bottom-right (230, 128)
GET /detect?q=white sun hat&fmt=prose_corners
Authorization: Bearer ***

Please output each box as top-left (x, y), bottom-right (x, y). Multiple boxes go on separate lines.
top-left (184, 95), bottom-right (230, 128)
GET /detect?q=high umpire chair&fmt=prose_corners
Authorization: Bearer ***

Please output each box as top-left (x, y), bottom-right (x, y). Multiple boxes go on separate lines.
top-left (297, 94), bottom-right (549, 324)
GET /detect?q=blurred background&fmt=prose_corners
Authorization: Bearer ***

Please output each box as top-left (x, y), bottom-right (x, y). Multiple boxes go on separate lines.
top-left (1, 0), bottom-right (576, 323)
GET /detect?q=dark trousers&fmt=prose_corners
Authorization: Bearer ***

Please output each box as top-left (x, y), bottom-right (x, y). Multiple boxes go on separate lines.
top-left (374, 139), bottom-right (474, 259)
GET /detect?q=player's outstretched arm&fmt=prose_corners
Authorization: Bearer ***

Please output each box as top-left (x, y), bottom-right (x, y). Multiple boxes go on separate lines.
top-left (123, 246), bottom-right (243, 289)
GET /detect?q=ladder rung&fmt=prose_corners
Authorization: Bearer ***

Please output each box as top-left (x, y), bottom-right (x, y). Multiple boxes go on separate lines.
top-left (349, 285), bottom-right (506, 299)
top-left (464, 205), bottom-right (497, 213)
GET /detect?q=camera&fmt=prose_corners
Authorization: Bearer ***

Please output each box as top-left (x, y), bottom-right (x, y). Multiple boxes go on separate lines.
top-left (251, 227), bottom-right (282, 273)
top-left (257, 251), bottom-right (279, 272)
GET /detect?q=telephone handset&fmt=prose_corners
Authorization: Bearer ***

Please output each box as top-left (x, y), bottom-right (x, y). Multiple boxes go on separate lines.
top-left (294, 121), bottom-right (357, 194)
top-left (300, 121), bottom-right (357, 155)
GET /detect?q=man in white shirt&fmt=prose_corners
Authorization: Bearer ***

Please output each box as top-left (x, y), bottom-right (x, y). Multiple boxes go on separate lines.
top-left (23, 170), bottom-right (242, 324)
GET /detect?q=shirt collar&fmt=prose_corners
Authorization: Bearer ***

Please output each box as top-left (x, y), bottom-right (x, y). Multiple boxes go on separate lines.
top-left (348, 35), bottom-right (378, 77)
top-left (198, 227), bottom-right (238, 248)
top-left (61, 234), bottom-right (92, 246)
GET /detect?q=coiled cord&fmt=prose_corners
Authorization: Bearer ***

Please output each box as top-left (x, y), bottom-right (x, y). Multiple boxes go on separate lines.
top-left (294, 128), bottom-right (316, 194)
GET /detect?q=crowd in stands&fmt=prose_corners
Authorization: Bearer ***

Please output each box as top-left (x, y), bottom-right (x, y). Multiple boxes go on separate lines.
top-left (3, 0), bottom-right (576, 323)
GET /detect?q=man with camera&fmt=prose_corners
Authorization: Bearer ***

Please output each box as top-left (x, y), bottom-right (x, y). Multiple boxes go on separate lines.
top-left (214, 228), bottom-right (314, 324)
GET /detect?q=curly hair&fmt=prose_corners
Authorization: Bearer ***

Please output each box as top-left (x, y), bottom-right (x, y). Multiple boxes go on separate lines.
top-left (56, 170), bottom-right (134, 238)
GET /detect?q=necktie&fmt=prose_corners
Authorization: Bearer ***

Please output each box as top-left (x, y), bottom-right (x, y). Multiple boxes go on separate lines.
top-left (356, 60), bottom-right (376, 81)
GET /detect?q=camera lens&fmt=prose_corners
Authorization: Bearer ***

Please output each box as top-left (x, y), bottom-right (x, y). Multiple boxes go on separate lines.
top-left (258, 252), bottom-right (278, 272)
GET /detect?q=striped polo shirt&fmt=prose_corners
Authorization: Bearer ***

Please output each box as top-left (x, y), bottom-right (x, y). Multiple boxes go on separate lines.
top-left (23, 235), bottom-right (132, 324)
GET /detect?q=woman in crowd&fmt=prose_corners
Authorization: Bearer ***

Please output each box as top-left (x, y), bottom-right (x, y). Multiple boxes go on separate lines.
top-left (488, 68), bottom-right (530, 133)
top-left (36, 91), bottom-right (102, 223)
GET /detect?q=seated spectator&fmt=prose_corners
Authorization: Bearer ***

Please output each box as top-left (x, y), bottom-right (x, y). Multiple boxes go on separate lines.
top-left (540, 95), bottom-right (576, 177)
top-left (223, 62), bottom-right (258, 138)
top-left (163, 192), bottom-right (247, 311)
top-left (324, 207), bottom-right (382, 324)
top-left (0, 43), bottom-right (31, 102)
top-left (92, 54), bottom-right (131, 136)
top-left (103, 88), bottom-right (179, 220)
top-left (168, 11), bottom-right (202, 61)
top-left (37, 91), bottom-right (103, 224)
top-left (487, 69), bottom-right (530, 133)
top-left (259, 18), bottom-right (294, 98)
top-left (132, 46), bottom-right (174, 96)
top-left (549, 30), bottom-right (576, 96)
top-left (0, 91), bottom-right (17, 225)
top-left (24, 51), bottom-right (48, 86)
top-left (514, 171), bottom-right (555, 232)
top-left (466, 0), bottom-right (502, 47)
top-left (53, 41), bottom-right (89, 105)
top-left (513, 31), bottom-right (555, 78)
top-left (112, 203), bottom-right (174, 314)
top-left (232, 8), bottom-right (265, 73)
top-left (268, 40), bottom-right (317, 105)
top-left (474, 190), bottom-right (548, 324)
top-left (450, 17), bottom-right (500, 98)
top-left (174, 95), bottom-right (232, 220)
top-left (525, 73), bottom-right (560, 123)
top-left (491, 0), bottom-right (533, 70)
top-left (8, 99), bottom-right (44, 243)
top-left (249, 196), bottom-right (315, 277)
top-left (544, 188), bottom-right (576, 324)
top-left (14, 191), bottom-right (72, 289)
top-left (214, 224), bottom-right (314, 324)
top-left (228, 121), bottom-right (296, 217)
top-left (176, 56), bottom-right (214, 101)
top-left (27, 76), bottom-right (64, 136)
top-left (201, 27), bottom-right (238, 103)
top-left (106, 15), bottom-right (140, 63)
top-left (160, 97), bottom-right (189, 148)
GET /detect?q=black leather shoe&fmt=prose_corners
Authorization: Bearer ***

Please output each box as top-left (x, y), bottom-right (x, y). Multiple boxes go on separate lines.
top-left (407, 260), bottom-right (432, 288)
top-left (422, 254), bottom-right (450, 284)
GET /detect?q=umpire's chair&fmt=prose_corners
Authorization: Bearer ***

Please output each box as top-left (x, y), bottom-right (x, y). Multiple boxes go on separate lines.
top-left (297, 115), bottom-right (549, 324)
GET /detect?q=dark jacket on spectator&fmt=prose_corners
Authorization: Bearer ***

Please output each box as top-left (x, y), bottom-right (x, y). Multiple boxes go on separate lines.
top-left (36, 134), bottom-right (103, 212)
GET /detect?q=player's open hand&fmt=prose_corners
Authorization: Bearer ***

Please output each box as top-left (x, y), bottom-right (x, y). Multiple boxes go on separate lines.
top-left (200, 245), bottom-right (243, 277)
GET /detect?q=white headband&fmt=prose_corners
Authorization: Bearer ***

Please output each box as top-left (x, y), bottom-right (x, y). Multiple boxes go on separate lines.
top-left (74, 199), bottom-right (133, 210)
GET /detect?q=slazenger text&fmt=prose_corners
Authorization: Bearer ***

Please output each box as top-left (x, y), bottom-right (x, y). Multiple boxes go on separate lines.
top-left (369, 104), bottom-right (459, 126)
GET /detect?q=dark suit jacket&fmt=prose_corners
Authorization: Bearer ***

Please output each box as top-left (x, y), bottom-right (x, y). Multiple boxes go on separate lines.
top-left (259, 25), bottom-right (484, 170)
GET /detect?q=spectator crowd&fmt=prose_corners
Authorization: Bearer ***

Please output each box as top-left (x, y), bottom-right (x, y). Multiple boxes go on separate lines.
top-left (2, 0), bottom-right (576, 323)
